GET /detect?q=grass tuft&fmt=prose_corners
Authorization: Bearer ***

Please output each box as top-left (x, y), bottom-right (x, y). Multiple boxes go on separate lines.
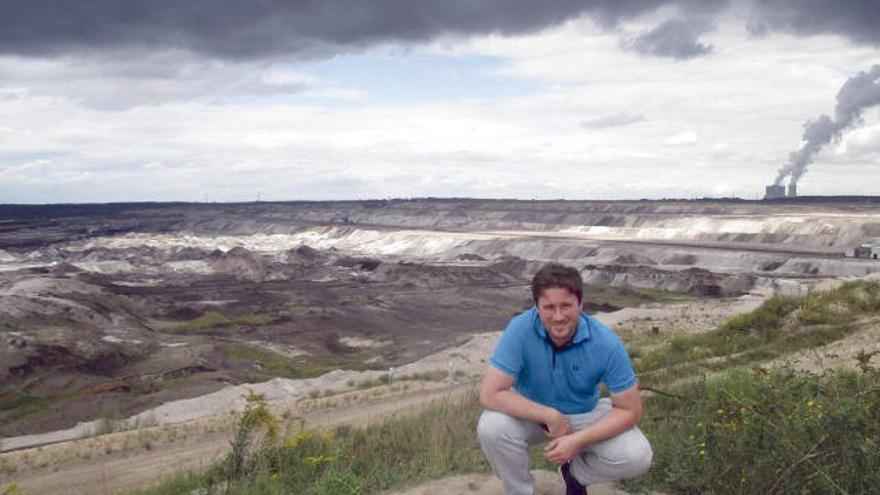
top-left (635, 280), bottom-right (880, 387)
top-left (171, 311), bottom-right (279, 334)
top-left (133, 389), bottom-right (489, 495)
top-left (0, 396), bottom-right (52, 420)
top-left (625, 366), bottom-right (880, 494)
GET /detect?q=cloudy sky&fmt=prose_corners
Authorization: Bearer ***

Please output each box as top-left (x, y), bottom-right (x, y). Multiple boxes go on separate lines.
top-left (1, 0), bottom-right (879, 203)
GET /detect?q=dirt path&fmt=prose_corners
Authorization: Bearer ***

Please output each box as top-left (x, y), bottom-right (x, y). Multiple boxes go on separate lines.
top-left (380, 470), bottom-right (662, 495)
top-left (6, 383), bottom-right (476, 495)
top-left (10, 432), bottom-right (230, 495)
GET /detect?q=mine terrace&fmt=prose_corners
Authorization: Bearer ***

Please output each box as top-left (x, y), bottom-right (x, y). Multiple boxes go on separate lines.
top-left (1, 197), bottom-right (879, 443)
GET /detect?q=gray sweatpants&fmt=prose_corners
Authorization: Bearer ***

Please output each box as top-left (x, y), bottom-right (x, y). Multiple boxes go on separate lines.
top-left (477, 399), bottom-right (653, 495)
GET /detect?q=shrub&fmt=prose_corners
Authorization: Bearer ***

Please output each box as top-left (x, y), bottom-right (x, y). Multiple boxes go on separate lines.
top-left (637, 281), bottom-right (880, 386)
top-left (137, 391), bottom-right (488, 495)
top-left (0, 395), bottom-right (52, 420)
top-left (173, 311), bottom-right (278, 333)
top-left (626, 367), bottom-right (880, 495)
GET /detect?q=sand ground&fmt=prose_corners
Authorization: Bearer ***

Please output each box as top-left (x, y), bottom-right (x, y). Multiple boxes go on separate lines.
top-left (381, 471), bottom-right (661, 495)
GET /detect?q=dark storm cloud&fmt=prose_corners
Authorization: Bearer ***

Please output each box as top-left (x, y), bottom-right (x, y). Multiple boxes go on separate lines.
top-left (622, 17), bottom-right (714, 59)
top-left (0, 0), bottom-right (725, 59)
top-left (1, 1), bottom-right (877, 62)
top-left (748, 0), bottom-right (880, 46)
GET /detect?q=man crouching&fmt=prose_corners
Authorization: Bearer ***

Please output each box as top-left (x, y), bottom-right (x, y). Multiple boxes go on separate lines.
top-left (477, 263), bottom-right (652, 495)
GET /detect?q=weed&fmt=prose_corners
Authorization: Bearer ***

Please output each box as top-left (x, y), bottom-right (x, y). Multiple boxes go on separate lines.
top-left (90, 416), bottom-right (122, 437)
top-left (290, 304), bottom-right (310, 315)
top-left (636, 280), bottom-right (880, 387)
top-left (172, 311), bottom-right (278, 334)
top-left (398, 370), bottom-right (449, 382)
top-left (309, 466), bottom-right (366, 495)
top-left (235, 314), bottom-right (277, 326)
top-left (137, 391), bottom-right (489, 495)
top-left (353, 378), bottom-right (384, 390)
top-left (0, 460), bottom-right (16, 476)
top-left (584, 284), bottom-right (692, 309)
top-left (175, 311), bottom-right (233, 333)
top-left (221, 390), bottom-right (280, 483)
top-left (127, 471), bottom-right (206, 495)
top-left (0, 395), bottom-right (52, 419)
top-left (625, 366), bottom-right (880, 494)
top-left (224, 343), bottom-right (296, 379)
top-left (349, 296), bottom-right (372, 307)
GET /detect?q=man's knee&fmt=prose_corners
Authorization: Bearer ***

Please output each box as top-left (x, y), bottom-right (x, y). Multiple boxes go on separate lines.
top-left (626, 440), bottom-right (653, 478)
top-left (615, 434), bottom-right (653, 479)
top-left (476, 410), bottom-right (505, 447)
top-left (587, 429), bottom-right (653, 480)
top-left (477, 410), bottom-right (524, 449)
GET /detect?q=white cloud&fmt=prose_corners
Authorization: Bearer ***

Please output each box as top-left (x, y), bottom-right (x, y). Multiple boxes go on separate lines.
top-left (836, 121), bottom-right (880, 159)
top-left (665, 131), bottom-right (700, 145)
top-left (1, 6), bottom-right (879, 202)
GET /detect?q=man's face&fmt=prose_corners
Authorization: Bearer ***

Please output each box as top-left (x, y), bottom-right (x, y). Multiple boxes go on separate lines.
top-left (536, 287), bottom-right (581, 347)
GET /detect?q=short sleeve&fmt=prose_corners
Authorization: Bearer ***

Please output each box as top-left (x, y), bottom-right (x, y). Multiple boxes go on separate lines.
top-left (602, 338), bottom-right (637, 393)
top-left (489, 318), bottom-right (526, 378)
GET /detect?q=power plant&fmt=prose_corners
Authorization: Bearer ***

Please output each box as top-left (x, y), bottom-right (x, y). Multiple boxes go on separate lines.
top-left (765, 65), bottom-right (879, 201)
top-left (764, 184), bottom-right (796, 200)
top-left (764, 185), bottom-right (785, 200)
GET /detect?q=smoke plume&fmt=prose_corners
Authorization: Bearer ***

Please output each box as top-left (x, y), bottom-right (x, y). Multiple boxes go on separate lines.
top-left (774, 65), bottom-right (880, 187)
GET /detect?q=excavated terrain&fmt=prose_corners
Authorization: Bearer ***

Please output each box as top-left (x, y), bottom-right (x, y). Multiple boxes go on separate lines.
top-left (1, 198), bottom-right (879, 439)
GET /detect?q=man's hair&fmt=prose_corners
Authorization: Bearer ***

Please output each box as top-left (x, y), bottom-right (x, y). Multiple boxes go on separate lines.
top-left (531, 263), bottom-right (583, 303)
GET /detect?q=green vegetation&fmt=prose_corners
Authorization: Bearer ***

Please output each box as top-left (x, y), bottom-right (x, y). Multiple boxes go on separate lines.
top-left (0, 395), bottom-right (52, 419)
top-left (635, 280), bottom-right (880, 387)
top-left (290, 304), bottom-right (310, 315)
top-left (134, 280), bottom-right (880, 494)
top-left (338, 370), bottom-right (455, 393)
top-left (223, 343), bottom-right (383, 383)
top-left (236, 313), bottom-right (279, 326)
top-left (133, 390), bottom-right (489, 495)
top-left (625, 364), bottom-right (880, 494)
top-left (348, 296), bottom-right (373, 307)
top-left (585, 284), bottom-right (692, 309)
top-left (398, 370), bottom-right (450, 382)
top-left (139, 367), bottom-right (879, 495)
top-left (224, 343), bottom-right (300, 380)
top-left (172, 311), bottom-right (278, 333)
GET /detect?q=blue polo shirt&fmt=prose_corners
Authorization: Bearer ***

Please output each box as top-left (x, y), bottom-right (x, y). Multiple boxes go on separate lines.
top-left (489, 307), bottom-right (637, 415)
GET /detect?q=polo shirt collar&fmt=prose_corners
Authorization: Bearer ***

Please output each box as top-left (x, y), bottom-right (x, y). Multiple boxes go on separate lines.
top-left (531, 307), bottom-right (592, 345)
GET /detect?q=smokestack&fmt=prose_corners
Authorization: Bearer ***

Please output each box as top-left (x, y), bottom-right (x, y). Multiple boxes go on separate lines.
top-left (765, 185), bottom-right (785, 200)
top-left (772, 65), bottom-right (880, 189)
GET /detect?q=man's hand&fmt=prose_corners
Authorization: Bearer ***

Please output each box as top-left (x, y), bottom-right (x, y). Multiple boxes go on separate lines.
top-left (544, 410), bottom-right (572, 438)
top-left (544, 434), bottom-right (583, 465)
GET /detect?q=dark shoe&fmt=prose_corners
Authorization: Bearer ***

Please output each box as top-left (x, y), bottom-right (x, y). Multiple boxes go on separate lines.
top-left (557, 462), bottom-right (587, 495)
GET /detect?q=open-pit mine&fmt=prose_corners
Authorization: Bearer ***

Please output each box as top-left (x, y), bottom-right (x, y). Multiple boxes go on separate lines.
top-left (1, 198), bottom-right (879, 492)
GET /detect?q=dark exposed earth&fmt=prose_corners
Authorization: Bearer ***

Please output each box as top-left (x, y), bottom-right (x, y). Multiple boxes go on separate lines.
top-left (1, 198), bottom-right (879, 437)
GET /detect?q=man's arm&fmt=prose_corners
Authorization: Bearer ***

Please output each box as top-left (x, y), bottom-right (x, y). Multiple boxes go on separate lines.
top-left (479, 366), bottom-right (571, 437)
top-left (543, 384), bottom-right (643, 465)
